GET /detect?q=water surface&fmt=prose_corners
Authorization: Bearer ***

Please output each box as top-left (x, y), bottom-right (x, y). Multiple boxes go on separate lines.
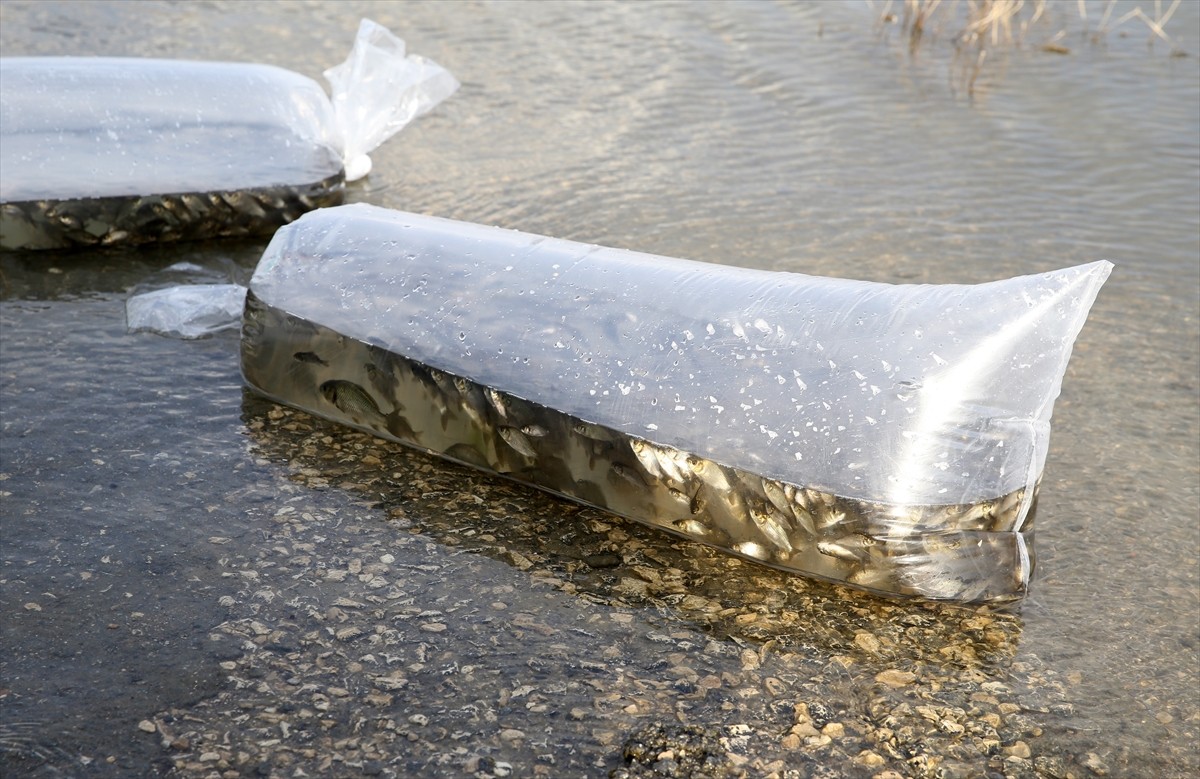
top-left (1, 1), bottom-right (1196, 777)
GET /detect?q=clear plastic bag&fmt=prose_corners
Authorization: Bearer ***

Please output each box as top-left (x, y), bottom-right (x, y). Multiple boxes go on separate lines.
top-left (0, 19), bottom-right (457, 250)
top-left (325, 19), bottom-right (460, 182)
top-left (127, 283), bottom-right (247, 340)
top-left (240, 204), bottom-right (1112, 602)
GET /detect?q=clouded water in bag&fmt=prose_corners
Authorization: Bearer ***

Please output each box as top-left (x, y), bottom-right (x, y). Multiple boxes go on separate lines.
top-left (1, 1), bottom-right (1196, 777)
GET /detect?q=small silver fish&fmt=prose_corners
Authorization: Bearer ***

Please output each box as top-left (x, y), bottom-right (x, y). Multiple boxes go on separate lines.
top-left (652, 444), bottom-right (689, 483)
top-left (610, 462), bottom-right (647, 488)
top-left (319, 380), bottom-right (413, 439)
top-left (573, 421), bottom-right (618, 442)
top-left (762, 479), bottom-right (792, 517)
top-left (733, 540), bottom-right (770, 561)
top-left (485, 387), bottom-right (509, 419)
top-left (816, 540), bottom-right (861, 563)
top-left (749, 502), bottom-right (794, 554)
top-left (293, 351), bottom-right (328, 366)
top-left (667, 486), bottom-right (690, 505)
top-left (672, 517), bottom-right (710, 537)
top-left (816, 534), bottom-right (876, 563)
top-left (498, 426), bottom-right (538, 458)
top-left (321, 380), bottom-right (388, 425)
top-left (631, 440), bottom-right (665, 481)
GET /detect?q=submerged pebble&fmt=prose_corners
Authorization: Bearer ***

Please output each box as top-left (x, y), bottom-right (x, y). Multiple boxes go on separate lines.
top-left (138, 402), bottom-right (1155, 779)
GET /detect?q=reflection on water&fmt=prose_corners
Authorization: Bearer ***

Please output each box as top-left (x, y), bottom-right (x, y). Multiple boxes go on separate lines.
top-left (1, 0), bottom-right (1196, 777)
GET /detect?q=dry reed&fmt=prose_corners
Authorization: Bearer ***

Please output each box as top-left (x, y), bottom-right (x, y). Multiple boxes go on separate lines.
top-left (870, 0), bottom-right (1188, 95)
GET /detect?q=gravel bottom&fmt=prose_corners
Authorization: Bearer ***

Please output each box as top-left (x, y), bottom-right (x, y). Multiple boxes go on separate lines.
top-left (140, 401), bottom-right (1153, 779)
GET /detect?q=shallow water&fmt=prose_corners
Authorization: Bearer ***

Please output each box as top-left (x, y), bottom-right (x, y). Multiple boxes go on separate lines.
top-left (1, 1), bottom-right (1197, 778)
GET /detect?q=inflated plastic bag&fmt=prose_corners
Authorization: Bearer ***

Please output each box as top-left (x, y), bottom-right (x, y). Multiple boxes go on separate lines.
top-left (240, 204), bottom-right (1112, 602)
top-left (0, 20), bottom-right (457, 250)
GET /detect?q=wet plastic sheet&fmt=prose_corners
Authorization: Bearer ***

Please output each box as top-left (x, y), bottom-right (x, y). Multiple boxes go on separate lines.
top-left (240, 204), bottom-right (1112, 602)
top-left (126, 284), bottom-right (247, 340)
top-left (0, 20), bottom-right (457, 250)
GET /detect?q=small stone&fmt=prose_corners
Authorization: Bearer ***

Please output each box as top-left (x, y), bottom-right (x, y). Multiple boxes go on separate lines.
top-left (1081, 752), bottom-right (1109, 775)
top-left (790, 722), bottom-right (820, 738)
top-left (137, 720), bottom-right (157, 733)
top-left (875, 669), bottom-right (917, 688)
top-left (855, 750), bottom-right (886, 767)
top-left (1034, 755), bottom-right (1070, 779)
top-left (23, 603), bottom-right (41, 612)
top-left (508, 551), bottom-right (533, 570)
top-left (764, 676), bottom-right (787, 696)
top-left (821, 722), bottom-right (845, 738)
top-left (854, 632), bottom-right (881, 654)
top-left (1004, 740), bottom-right (1032, 759)
top-left (719, 751), bottom-right (746, 768)
top-left (499, 728), bottom-right (526, 742)
top-left (170, 737), bottom-right (190, 751)
top-left (939, 719), bottom-right (964, 735)
top-left (373, 674), bottom-right (408, 691)
top-left (420, 622), bottom-right (447, 633)
top-left (781, 733), bottom-right (802, 749)
top-left (200, 752), bottom-right (221, 762)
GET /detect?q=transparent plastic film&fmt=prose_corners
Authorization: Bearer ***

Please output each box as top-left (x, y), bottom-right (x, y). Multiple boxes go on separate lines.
top-left (0, 21), bottom-right (456, 250)
top-left (324, 19), bottom-right (460, 181)
top-left (240, 204), bottom-right (1112, 601)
